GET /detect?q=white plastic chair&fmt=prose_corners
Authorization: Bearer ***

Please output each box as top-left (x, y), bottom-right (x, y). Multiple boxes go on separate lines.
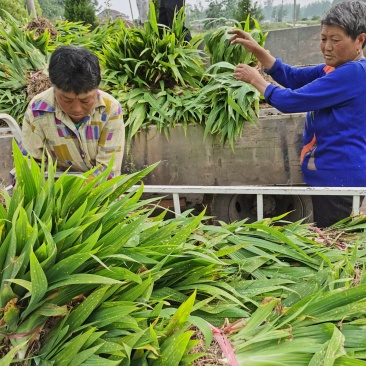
top-left (0, 113), bottom-right (22, 143)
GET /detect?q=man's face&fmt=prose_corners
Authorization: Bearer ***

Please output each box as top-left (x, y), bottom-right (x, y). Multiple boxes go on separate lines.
top-left (54, 87), bottom-right (98, 123)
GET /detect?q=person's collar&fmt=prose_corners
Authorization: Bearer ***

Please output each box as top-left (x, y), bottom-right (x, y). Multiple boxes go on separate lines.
top-left (94, 90), bottom-right (104, 109)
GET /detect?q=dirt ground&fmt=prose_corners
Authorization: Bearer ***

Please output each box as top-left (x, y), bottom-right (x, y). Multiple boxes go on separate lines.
top-left (191, 327), bottom-right (231, 366)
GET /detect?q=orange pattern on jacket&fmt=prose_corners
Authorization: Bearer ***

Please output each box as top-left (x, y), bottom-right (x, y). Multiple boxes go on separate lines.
top-left (300, 65), bottom-right (335, 164)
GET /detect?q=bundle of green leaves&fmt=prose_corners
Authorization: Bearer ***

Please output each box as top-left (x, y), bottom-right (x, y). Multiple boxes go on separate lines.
top-left (0, 4), bottom-right (267, 147)
top-left (3, 142), bottom-right (366, 364)
top-left (0, 142), bottom-right (247, 364)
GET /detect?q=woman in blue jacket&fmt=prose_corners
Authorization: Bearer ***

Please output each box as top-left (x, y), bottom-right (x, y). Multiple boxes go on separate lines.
top-left (228, 0), bottom-right (366, 227)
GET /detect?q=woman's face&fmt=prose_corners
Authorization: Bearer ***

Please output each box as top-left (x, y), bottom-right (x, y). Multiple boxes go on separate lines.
top-left (54, 87), bottom-right (98, 123)
top-left (320, 24), bottom-right (365, 68)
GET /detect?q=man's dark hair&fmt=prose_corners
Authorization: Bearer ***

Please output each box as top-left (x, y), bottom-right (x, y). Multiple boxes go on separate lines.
top-left (49, 45), bottom-right (101, 94)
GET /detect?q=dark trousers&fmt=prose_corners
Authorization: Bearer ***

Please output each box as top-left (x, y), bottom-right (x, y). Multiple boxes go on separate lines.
top-left (311, 195), bottom-right (364, 228)
top-left (158, 0), bottom-right (192, 41)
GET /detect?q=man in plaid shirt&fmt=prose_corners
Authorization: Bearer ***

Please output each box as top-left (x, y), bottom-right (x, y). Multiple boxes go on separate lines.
top-left (20, 45), bottom-right (125, 179)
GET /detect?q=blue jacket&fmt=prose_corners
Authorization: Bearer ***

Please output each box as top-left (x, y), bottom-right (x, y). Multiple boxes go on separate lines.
top-left (264, 57), bottom-right (366, 187)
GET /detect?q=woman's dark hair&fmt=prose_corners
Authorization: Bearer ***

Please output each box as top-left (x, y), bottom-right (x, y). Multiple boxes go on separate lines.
top-left (49, 45), bottom-right (101, 94)
top-left (321, 0), bottom-right (366, 47)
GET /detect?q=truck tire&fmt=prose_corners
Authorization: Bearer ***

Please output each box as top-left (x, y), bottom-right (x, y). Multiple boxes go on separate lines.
top-left (205, 193), bottom-right (313, 224)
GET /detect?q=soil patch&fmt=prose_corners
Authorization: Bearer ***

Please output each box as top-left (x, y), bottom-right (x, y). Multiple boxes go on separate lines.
top-left (27, 71), bottom-right (51, 101)
top-left (24, 17), bottom-right (57, 39)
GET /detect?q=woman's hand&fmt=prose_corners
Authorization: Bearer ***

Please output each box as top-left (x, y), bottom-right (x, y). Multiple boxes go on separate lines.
top-left (228, 28), bottom-right (276, 70)
top-left (233, 63), bottom-right (270, 95)
top-left (233, 64), bottom-right (260, 84)
top-left (228, 29), bottom-right (259, 53)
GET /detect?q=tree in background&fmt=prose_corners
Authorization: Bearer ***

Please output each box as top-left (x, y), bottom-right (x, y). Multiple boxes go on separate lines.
top-left (235, 0), bottom-right (264, 23)
top-left (263, 0), bottom-right (274, 20)
top-left (205, 0), bottom-right (238, 21)
top-left (205, 0), bottom-right (225, 19)
top-left (64, 0), bottom-right (98, 27)
top-left (37, 0), bottom-right (65, 21)
top-left (0, 0), bottom-right (41, 20)
top-left (223, 0), bottom-right (239, 20)
top-left (301, 0), bottom-right (331, 20)
top-left (91, 0), bottom-right (101, 14)
top-left (294, 3), bottom-right (300, 23)
top-left (26, 0), bottom-right (37, 17)
top-left (102, 0), bottom-right (112, 17)
top-left (0, 0), bottom-right (28, 19)
top-left (185, 1), bottom-right (206, 26)
top-left (272, 4), bottom-right (287, 22)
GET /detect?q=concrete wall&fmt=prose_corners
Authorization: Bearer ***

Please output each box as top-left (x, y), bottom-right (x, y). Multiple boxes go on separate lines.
top-left (265, 25), bottom-right (323, 66)
top-left (124, 112), bottom-right (305, 187)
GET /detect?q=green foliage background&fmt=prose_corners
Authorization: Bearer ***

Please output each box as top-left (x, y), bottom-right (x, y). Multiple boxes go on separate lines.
top-left (3, 142), bottom-right (366, 364)
top-left (0, 4), bottom-right (266, 148)
top-left (0, 0), bottom-right (41, 20)
top-left (64, 0), bottom-right (98, 28)
top-left (37, 0), bottom-right (65, 22)
top-left (3, 3), bottom-right (366, 366)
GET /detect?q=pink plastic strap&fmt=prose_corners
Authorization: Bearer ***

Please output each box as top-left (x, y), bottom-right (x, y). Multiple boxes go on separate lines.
top-left (207, 322), bottom-right (239, 366)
